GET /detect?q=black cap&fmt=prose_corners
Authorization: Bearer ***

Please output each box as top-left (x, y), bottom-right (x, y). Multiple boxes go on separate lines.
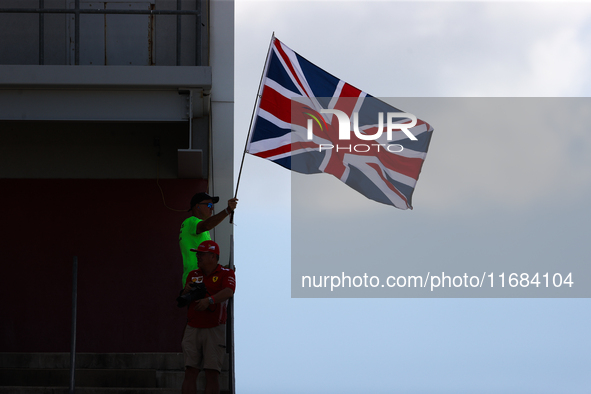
top-left (188, 192), bottom-right (220, 211)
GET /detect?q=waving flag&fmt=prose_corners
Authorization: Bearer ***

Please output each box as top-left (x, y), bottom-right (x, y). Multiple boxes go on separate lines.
top-left (246, 37), bottom-right (433, 209)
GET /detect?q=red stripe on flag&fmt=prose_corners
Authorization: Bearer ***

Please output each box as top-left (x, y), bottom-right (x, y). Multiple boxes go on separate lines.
top-left (332, 85), bottom-right (362, 115)
top-left (255, 144), bottom-right (291, 159)
top-left (260, 86), bottom-right (293, 124)
top-left (323, 150), bottom-right (347, 180)
top-left (378, 153), bottom-right (424, 180)
top-left (339, 83), bottom-right (362, 98)
top-left (256, 140), bottom-right (320, 160)
top-left (274, 39), bottom-right (308, 97)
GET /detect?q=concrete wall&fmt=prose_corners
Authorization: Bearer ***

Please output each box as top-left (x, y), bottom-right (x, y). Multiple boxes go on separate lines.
top-left (208, 0), bottom-right (234, 249)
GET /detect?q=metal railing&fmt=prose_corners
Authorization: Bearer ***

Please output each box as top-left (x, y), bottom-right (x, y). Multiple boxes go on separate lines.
top-left (70, 256), bottom-right (78, 394)
top-left (0, 0), bottom-right (204, 66)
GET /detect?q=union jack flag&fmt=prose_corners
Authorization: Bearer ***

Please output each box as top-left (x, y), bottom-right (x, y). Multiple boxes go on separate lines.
top-left (246, 37), bottom-right (433, 209)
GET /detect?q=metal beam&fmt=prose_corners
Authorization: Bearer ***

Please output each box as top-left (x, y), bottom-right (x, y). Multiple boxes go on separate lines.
top-left (0, 8), bottom-right (200, 15)
top-left (0, 65), bottom-right (211, 89)
top-left (0, 89), bottom-right (199, 121)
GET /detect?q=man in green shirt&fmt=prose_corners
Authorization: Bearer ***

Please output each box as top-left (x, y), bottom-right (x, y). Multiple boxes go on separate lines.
top-left (179, 192), bottom-right (237, 285)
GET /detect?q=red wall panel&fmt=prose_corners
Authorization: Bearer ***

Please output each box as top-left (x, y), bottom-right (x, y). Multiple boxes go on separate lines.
top-left (0, 178), bottom-right (207, 352)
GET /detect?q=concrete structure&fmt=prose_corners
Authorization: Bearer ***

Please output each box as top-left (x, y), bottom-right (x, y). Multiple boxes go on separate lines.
top-left (0, 0), bottom-right (234, 391)
top-left (0, 352), bottom-right (231, 393)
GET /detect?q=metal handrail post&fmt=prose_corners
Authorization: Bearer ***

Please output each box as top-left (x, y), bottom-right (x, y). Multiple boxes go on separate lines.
top-left (195, 0), bottom-right (200, 66)
top-left (38, 0), bottom-right (44, 65)
top-left (74, 0), bottom-right (79, 65)
top-left (69, 256), bottom-right (78, 394)
top-left (176, 0), bottom-right (181, 66)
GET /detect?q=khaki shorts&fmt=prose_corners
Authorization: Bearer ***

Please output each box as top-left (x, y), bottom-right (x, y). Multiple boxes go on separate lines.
top-left (181, 324), bottom-right (226, 372)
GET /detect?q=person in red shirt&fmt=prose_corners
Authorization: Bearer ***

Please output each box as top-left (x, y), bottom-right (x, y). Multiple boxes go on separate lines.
top-left (180, 240), bottom-right (236, 394)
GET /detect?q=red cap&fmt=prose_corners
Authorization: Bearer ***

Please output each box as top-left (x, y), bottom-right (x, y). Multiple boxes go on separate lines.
top-left (190, 240), bottom-right (220, 255)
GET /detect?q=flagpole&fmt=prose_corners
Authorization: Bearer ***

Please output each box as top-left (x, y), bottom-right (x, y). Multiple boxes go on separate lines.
top-left (235, 32), bottom-right (276, 198)
top-left (231, 33), bottom-right (276, 223)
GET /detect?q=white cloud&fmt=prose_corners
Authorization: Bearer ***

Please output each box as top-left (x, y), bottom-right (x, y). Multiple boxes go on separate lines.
top-left (235, 2), bottom-right (591, 215)
top-left (413, 98), bottom-right (591, 212)
top-left (525, 28), bottom-right (590, 96)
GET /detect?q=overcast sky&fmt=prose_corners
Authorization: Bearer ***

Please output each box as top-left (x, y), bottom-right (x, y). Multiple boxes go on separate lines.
top-left (232, 2), bottom-right (591, 393)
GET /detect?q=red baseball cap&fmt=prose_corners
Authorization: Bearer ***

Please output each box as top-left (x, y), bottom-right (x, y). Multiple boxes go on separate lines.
top-left (190, 240), bottom-right (220, 255)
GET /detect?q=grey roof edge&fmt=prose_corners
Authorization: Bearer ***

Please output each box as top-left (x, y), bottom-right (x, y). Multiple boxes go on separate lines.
top-left (0, 65), bottom-right (212, 90)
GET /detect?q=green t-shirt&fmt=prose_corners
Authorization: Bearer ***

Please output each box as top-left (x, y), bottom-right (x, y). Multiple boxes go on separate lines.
top-left (179, 216), bottom-right (211, 285)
